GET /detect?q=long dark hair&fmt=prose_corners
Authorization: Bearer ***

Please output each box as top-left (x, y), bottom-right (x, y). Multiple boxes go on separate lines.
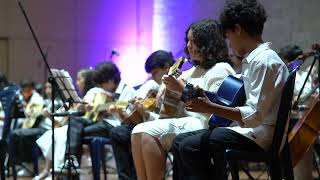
top-left (78, 69), bottom-right (95, 97)
top-left (184, 19), bottom-right (231, 69)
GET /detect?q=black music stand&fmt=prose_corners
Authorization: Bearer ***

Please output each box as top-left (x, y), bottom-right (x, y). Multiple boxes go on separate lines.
top-left (17, 1), bottom-right (82, 179)
top-left (50, 69), bottom-right (83, 178)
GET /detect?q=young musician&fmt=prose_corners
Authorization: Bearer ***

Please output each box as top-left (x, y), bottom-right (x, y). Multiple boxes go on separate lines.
top-left (170, 0), bottom-right (289, 179)
top-left (9, 80), bottom-right (45, 170)
top-left (59, 61), bottom-right (136, 171)
top-left (131, 19), bottom-right (235, 180)
top-left (110, 50), bottom-right (174, 180)
top-left (34, 69), bottom-right (95, 180)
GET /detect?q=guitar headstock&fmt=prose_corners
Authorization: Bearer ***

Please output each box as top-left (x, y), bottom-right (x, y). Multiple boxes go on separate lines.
top-left (168, 57), bottom-right (185, 77)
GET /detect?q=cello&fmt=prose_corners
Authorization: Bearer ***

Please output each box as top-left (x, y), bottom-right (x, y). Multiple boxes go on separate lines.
top-left (288, 43), bottom-right (320, 166)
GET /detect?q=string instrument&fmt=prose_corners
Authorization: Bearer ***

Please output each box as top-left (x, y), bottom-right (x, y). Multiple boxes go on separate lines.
top-left (22, 102), bottom-right (44, 128)
top-left (288, 95), bottom-right (320, 166)
top-left (288, 43), bottom-right (320, 166)
top-left (84, 92), bottom-right (129, 122)
top-left (158, 57), bottom-right (186, 118)
top-left (122, 90), bottom-right (157, 125)
top-left (181, 75), bottom-right (246, 127)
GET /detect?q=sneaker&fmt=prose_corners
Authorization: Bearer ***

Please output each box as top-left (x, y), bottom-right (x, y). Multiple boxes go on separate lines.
top-left (56, 155), bottom-right (81, 174)
top-left (32, 169), bottom-right (50, 180)
top-left (17, 168), bottom-right (32, 177)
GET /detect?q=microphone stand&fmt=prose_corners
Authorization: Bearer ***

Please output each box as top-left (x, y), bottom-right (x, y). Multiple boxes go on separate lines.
top-left (17, 1), bottom-right (71, 179)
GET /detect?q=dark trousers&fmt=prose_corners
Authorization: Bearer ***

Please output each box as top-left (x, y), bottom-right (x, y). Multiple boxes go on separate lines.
top-left (66, 118), bottom-right (114, 158)
top-left (110, 124), bottom-right (137, 180)
top-left (171, 128), bottom-right (264, 180)
top-left (10, 127), bottom-right (47, 162)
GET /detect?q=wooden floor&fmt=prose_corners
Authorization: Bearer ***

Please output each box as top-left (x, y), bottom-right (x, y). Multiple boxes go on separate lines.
top-left (4, 147), bottom-right (320, 180)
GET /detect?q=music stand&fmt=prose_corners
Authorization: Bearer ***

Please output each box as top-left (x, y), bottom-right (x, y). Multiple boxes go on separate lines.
top-left (50, 69), bottom-right (83, 178)
top-left (17, 1), bottom-right (82, 179)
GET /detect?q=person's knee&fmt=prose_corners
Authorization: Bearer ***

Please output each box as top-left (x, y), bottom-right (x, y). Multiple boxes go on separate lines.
top-left (110, 127), bottom-right (122, 142)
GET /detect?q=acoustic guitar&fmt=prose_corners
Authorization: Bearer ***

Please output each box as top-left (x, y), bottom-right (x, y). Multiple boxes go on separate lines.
top-left (21, 102), bottom-right (44, 128)
top-left (84, 92), bottom-right (129, 122)
top-left (181, 75), bottom-right (246, 127)
top-left (158, 57), bottom-right (186, 118)
top-left (122, 90), bottom-right (157, 125)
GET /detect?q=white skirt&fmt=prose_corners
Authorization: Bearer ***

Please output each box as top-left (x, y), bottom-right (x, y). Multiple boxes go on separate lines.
top-left (131, 116), bottom-right (205, 151)
top-left (36, 125), bottom-right (68, 168)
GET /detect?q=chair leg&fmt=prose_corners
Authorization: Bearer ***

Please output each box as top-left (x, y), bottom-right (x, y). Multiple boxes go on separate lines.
top-left (90, 138), bottom-right (101, 180)
top-left (269, 160), bottom-right (282, 180)
top-left (228, 160), bottom-right (240, 180)
top-left (101, 144), bottom-right (107, 180)
top-left (31, 143), bottom-right (40, 176)
top-left (281, 142), bottom-right (294, 180)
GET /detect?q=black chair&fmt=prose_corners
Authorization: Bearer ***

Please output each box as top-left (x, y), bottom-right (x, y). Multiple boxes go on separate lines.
top-left (0, 85), bottom-right (20, 180)
top-left (225, 67), bottom-right (298, 180)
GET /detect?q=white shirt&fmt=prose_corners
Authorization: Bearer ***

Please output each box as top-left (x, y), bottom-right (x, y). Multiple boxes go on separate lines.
top-left (147, 62), bottom-right (236, 126)
top-left (294, 70), bottom-right (313, 100)
top-left (227, 42), bottom-right (289, 150)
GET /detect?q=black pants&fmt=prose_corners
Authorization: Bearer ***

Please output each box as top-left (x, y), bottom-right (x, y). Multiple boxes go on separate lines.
top-left (171, 128), bottom-right (264, 180)
top-left (9, 127), bottom-right (47, 162)
top-left (110, 123), bottom-right (137, 180)
top-left (66, 118), bottom-right (114, 159)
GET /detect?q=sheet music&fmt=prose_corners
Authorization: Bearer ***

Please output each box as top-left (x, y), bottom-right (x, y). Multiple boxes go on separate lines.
top-left (51, 69), bottom-right (82, 103)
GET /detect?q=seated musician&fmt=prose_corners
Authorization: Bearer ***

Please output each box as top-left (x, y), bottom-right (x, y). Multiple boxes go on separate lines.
top-left (131, 19), bottom-right (235, 180)
top-left (35, 68), bottom-right (95, 180)
top-left (170, 1), bottom-right (290, 179)
top-left (9, 80), bottom-right (46, 174)
top-left (279, 44), bottom-right (315, 180)
top-left (53, 61), bottom-right (137, 171)
top-left (110, 50), bottom-right (175, 180)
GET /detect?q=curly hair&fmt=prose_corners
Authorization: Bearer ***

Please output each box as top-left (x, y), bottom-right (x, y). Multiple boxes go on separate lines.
top-left (92, 61), bottom-right (121, 86)
top-left (219, 0), bottom-right (267, 36)
top-left (184, 19), bottom-right (231, 69)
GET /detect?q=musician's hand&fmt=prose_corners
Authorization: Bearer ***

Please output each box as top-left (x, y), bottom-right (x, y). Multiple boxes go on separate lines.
top-left (108, 104), bottom-right (118, 114)
top-left (42, 108), bottom-right (51, 117)
top-left (84, 104), bottom-right (93, 112)
top-left (185, 91), bottom-right (213, 114)
top-left (162, 75), bottom-right (184, 94)
top-left (133, 100), bottom-right (145, 115)
top-left (130, 97), bottom-right (143, 104)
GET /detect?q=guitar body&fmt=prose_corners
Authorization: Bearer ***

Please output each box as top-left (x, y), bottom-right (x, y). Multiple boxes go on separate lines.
top-left (84, 92), bottom-right (112, 122)
top-left (182, 75), bottom-right (246, 127)
top-left (21, 103), bottom-right (44, 128)
top-left (288, 96), bottom-right (320, 166)
top-left (208, 75), bottom-right (246, 127)
top-left (159, 90), bottom-right (181, 118)
top-left (123, 91), bottom-right (157, 124)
